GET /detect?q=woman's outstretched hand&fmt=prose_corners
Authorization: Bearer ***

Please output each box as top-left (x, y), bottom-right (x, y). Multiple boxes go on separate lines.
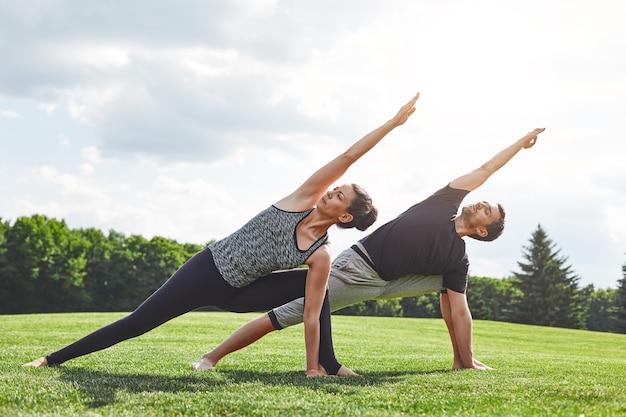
top-left (389, 92), bottom-right (420, 126)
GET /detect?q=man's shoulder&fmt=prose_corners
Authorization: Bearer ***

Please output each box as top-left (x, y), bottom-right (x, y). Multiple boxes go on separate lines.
top-left (436, 184), bottom-right (470, 197)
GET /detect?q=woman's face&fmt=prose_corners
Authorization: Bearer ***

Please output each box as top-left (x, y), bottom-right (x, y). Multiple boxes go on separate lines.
top-left (318, 184), bottom-right (355, 217)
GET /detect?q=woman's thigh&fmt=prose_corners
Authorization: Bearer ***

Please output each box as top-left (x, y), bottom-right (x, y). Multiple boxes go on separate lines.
top-left (218, 268), bottom-right (308, 312)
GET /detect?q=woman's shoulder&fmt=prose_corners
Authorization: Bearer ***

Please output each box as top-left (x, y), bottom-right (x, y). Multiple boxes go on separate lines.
top-left (271, 202), bottom-right (315, 214)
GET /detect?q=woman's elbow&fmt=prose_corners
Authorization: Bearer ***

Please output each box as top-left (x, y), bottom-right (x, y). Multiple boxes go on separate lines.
top-left (302, 313), bottom-right (319, 327)
top-left (338, 151), bottom-right (359, 165)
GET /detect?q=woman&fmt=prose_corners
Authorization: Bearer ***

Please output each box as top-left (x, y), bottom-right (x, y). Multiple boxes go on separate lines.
top-left (23, 92), bottom-right (420, 376)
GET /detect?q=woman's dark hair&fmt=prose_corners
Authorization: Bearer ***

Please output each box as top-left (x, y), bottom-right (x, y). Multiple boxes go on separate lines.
top-left (469, 203), bottom-right (506, 242)
top-left (336, 183), bottom-right (378, 231)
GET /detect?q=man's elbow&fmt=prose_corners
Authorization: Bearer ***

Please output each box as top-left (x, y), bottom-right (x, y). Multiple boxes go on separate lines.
top-left (474, 165), bottom-right (496, 180)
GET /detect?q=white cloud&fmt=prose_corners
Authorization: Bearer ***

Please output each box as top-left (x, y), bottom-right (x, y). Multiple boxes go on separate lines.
top-left (78, 163), bottom-right (94, 176)
top-left (52, 42), bottom-right (131, 70)
top-left (38, 102), bottom-right (56, 114)
top-left (0, 109), bottom-right (18, 118)
top-left (31, 165), bottom-right (108, 202)
top-left (81, 146), bottom-right (102, 164)
top-left (66, 84), bottom-right (126, 126)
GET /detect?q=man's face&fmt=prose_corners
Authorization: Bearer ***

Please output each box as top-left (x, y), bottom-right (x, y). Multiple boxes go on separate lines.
top-left (461, 201), bottom-right (501, 229)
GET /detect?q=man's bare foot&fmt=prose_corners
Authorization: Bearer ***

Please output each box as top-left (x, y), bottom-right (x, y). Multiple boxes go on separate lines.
top-left (191, 357), bottom-right (215, 371)
top-left (23, 357), bottom-right (48, 368)
top-left (336, 365), bottom-right (359, 376)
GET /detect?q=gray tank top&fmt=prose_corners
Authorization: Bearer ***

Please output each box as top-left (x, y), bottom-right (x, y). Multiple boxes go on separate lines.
top-left (209, 205), bottom-right (328, 288)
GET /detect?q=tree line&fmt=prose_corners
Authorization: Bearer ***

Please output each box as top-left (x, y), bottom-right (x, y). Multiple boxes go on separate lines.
top-left (1, 215), bottom-right (625, 333)
top-left (0, 215), bottom-right (205, 314)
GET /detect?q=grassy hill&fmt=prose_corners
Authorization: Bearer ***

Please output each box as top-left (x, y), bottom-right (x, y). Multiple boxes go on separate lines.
top-left (2, 312), bottom-right (625, 416)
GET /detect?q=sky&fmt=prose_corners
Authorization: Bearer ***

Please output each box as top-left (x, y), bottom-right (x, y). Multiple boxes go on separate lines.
top-left (1, 0), bottom-right (625, 289)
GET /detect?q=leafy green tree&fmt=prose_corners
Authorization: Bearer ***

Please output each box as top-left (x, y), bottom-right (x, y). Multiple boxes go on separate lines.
top-left (512, 224), bottom-right (584, 329)
top-left (400, 293), bottom-right (441, 318)
top-left (83, 232), bottom-right (204, 312)
top-left (0, 215), bottom-right (88, 313)
top-left (90, 233), bottom-right (155, 311)
top-left (0, 217), bottom-right (7, 251)
top-left (583, 285), bottom-right (616, 332)
top-left (0, 212), bottom-right (210, 313)
top-left (613, 257), bottom-right (626, 333)
top-left (0, 217), bottom-right (10, 309)
top-left (466, 276), bottom-right (522, 322)
top-left (336, 298), bottom-right (403, 317)
top-left (132, 235), bottom-right (203, 305)
top-left (76, 227), bottom-right (117, 311)
top-left (373, 299), bottom-right (403, 317)
top-left (336, 293), bottom-right (442, 318)
top-left (76, 229), bottom-right (204, 312)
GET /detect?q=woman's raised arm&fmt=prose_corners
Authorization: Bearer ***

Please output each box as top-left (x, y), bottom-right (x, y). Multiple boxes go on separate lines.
top-left (276, 92), bottom-right (420, 211)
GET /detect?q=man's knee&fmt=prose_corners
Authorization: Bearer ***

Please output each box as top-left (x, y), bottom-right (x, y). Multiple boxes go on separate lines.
top-left (267, 311), bottom-right (283, 330)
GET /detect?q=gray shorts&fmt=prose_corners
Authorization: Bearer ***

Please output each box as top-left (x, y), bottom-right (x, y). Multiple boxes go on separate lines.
top-left (272, 245), bottom-right (443, 328)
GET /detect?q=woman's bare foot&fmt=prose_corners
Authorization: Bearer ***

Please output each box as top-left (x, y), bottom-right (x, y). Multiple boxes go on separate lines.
top-left (306, 368), bottom-right (328, 377)
top-left (23, 357), bottom-right (48, 368)
top-left (336, 365), bottom-right (359, 376)
top-left (317, 364), bottom-right (358, 376)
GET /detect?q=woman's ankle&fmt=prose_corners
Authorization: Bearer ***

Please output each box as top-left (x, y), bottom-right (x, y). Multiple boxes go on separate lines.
top-left (336, 365), bottom-right (359, 376)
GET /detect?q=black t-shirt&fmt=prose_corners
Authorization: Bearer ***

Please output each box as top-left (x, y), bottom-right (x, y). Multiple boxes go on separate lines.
top-left (360, 185), bottom-right (470, 293)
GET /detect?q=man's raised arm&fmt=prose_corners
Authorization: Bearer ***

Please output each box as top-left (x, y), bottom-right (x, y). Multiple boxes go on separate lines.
top-left (450, 128), bottom-right (545, 192)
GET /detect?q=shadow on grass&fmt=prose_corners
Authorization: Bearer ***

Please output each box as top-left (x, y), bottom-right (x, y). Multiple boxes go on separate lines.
top-left (57, 367), bottom-right (450, 408)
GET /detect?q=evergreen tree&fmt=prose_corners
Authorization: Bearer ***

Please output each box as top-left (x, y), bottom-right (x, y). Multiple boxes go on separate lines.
top-left (613, 257), bottom-right (626, 333)
top-left (512, 224), bottom-right (584, 329)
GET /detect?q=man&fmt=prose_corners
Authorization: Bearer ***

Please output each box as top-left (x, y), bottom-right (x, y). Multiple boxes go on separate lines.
top-left (192, 127), bottom-right (545, 374)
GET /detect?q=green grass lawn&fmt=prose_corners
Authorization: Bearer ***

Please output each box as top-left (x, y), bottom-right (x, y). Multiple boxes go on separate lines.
top-left (1, 312), bottom-right (625, 416)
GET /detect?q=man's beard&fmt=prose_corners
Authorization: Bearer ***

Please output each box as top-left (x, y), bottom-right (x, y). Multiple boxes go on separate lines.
top-left (460, 205), bottom-right (473, 219)
top-left (459, 206), bottom-right (478, 228)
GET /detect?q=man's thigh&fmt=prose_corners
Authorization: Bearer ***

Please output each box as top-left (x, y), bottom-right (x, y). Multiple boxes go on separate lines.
top-left (379, 274), bottom-right (444, 299)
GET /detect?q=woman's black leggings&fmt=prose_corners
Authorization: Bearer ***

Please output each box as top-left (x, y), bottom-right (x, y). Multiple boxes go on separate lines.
top-left (45, 248), bottom-right (341, 374)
